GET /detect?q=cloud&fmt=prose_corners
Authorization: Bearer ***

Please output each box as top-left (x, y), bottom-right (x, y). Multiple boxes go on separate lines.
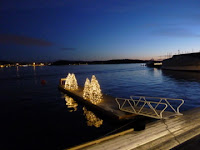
top-left (60, 48), bottom-right (76, 51)
top-left (0, 34), bottom-right (53, 46)
top-left (152, 28), bottom-right (200, 37)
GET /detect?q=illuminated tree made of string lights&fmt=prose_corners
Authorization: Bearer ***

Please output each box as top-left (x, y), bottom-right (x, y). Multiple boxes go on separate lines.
top-left (71, 73), bottom-right (78, 90)
top-left (83, 75), bottom-right (103, 105)
top-left (64, 73), bottom-right (71, 89)
top-left (83, 78), bottom-right (91, 100)
top-left (64, 73), bottom-right (78, 90)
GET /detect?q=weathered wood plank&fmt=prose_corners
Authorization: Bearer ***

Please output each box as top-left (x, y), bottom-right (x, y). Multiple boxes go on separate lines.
top-left (71, 107), bottom-right (200, 150)
top-left (58, 85), bottom-right (137, 120)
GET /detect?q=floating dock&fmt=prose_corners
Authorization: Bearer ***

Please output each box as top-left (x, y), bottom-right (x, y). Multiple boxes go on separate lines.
top-left (58, 84), bottom-right (137, 120)
top-left (59, 75), bottom-right (183, 120)
top-left (68, 107), bottom-right (200, 150)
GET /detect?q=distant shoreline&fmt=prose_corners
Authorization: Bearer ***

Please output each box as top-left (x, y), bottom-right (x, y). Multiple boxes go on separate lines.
top-left (51, 59), bottom-right (147, 65)
top-left (0, 59), bottom-right (148, 66)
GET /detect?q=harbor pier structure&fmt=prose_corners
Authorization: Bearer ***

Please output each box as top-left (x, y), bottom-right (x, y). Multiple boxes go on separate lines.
top-left (58, 83), bottom-right (137, 120)
top-left (58, 76), bottom-right (189, 150)
top-left (68, 107), bottom-right (200, 150)
top-left (59, 76), bottom-right (184, 120)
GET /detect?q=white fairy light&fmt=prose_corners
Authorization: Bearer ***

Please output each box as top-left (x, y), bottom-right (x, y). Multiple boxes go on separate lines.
top-left (90, 75), bottom-right (102, 104)
top-left (83, 75), bottom-right (103, 105)
top-left (83, 78), bottom-right (91, 100)
top-left (70, 73), bottom-right (78, 90)
top-left (64, 73), bottom-right (78, 90)
top-left (64, 73), bottom-right (71, 89)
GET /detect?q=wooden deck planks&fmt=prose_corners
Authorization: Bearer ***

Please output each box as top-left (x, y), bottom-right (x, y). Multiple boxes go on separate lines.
top-left (75, 107), bottom-right (200, 150)
top-left (58, 85), bottom-right (137, 120)
top-left (59, 85), bottom-right (179, 120)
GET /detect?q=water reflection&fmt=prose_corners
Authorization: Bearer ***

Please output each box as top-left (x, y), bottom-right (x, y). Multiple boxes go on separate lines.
top-left (16, 66), bottom-right (20, 77)
top-left (63, 94), bottom-right (103, 127)
top-left (64, 95), bottom-right (78, 112)
top-left (83, 107), bottom-right (103, 128)
top-left (33, 65), bottom-right (36, 72)
top-left (162, 70), bottom-right (200, 82)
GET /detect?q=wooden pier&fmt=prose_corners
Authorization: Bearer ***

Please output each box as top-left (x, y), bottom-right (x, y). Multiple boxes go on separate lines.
top-left (59, 84), bottom-right (183, 120)
top-left (59, 79), bottom-right (193, 150)
top-left (58, 85), bottom-right (137, 120)
top-left (68, 107), bottom-right (200, 150)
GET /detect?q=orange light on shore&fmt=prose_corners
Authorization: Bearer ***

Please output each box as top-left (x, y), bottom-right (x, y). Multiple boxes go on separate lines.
top-left (39, 63), bottom-right (44, 66)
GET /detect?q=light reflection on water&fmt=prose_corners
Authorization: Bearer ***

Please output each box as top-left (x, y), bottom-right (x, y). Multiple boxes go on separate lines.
top-left (64, 95), bottom-right (78, 112)
top-left (83, 107), bottom-right (103, 128)
top-left (64, 94), bottom-right (103, 127)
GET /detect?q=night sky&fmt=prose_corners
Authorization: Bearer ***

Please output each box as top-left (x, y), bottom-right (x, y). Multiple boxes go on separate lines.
top-left (1, 0), bottom-right (200, 62)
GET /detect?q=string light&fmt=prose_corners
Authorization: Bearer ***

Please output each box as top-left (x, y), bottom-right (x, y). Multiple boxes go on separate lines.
top-left (83, 75), bottom-right (103, 105)
top-left (83, 78), bottom-right (91, 100)
top-left (64, 73), bottom-right (78, 90)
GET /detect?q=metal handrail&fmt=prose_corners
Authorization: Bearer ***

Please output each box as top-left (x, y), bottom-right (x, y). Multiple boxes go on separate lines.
top-left (115, 96), bottom-right (184, 119)
top-left (130, 96), bottom-right (184, 114)
top-left (116, 98), bottom-right (168, 119)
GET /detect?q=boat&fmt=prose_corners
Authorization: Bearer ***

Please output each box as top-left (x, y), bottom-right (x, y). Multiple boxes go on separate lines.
top-left (162, 52), bottom-right (200, 71)
top-left (146, 59), bottom-right (162, 68)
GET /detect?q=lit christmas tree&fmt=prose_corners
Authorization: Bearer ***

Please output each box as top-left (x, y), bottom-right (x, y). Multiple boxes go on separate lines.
top-left (83, 78), bottom-right (91, 100)
top-left (64, 73), bottom-right (78, 90)
top-left (90, 75), bottom-right (102, 104)
top-left (70, 73), bottom-right (78, 90)
top-left (83, 75), bottom-right (103, 105)
top-left (64, 73), bottom-right (71, 89)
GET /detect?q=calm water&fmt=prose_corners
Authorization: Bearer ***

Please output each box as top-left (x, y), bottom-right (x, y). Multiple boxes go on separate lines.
top-left (1, 64), bottom-right (200, 149)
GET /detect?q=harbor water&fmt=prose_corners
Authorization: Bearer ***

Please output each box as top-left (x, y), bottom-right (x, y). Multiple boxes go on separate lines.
top-left (1, 64), bottom-right (200, 150)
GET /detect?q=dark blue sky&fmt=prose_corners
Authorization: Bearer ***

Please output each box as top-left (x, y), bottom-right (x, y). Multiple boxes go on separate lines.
top-left (1, 0), bottom-right (200, 62)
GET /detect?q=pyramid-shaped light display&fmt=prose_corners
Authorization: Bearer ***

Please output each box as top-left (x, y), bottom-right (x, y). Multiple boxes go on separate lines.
top-left (64, 73), bottom-right (78, 90)
top-left (83, 75), bottom-right (103, 105)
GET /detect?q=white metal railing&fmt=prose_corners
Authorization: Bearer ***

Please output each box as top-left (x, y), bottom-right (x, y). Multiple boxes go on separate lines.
top-left (115, 96), bottom-right (184, 119)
